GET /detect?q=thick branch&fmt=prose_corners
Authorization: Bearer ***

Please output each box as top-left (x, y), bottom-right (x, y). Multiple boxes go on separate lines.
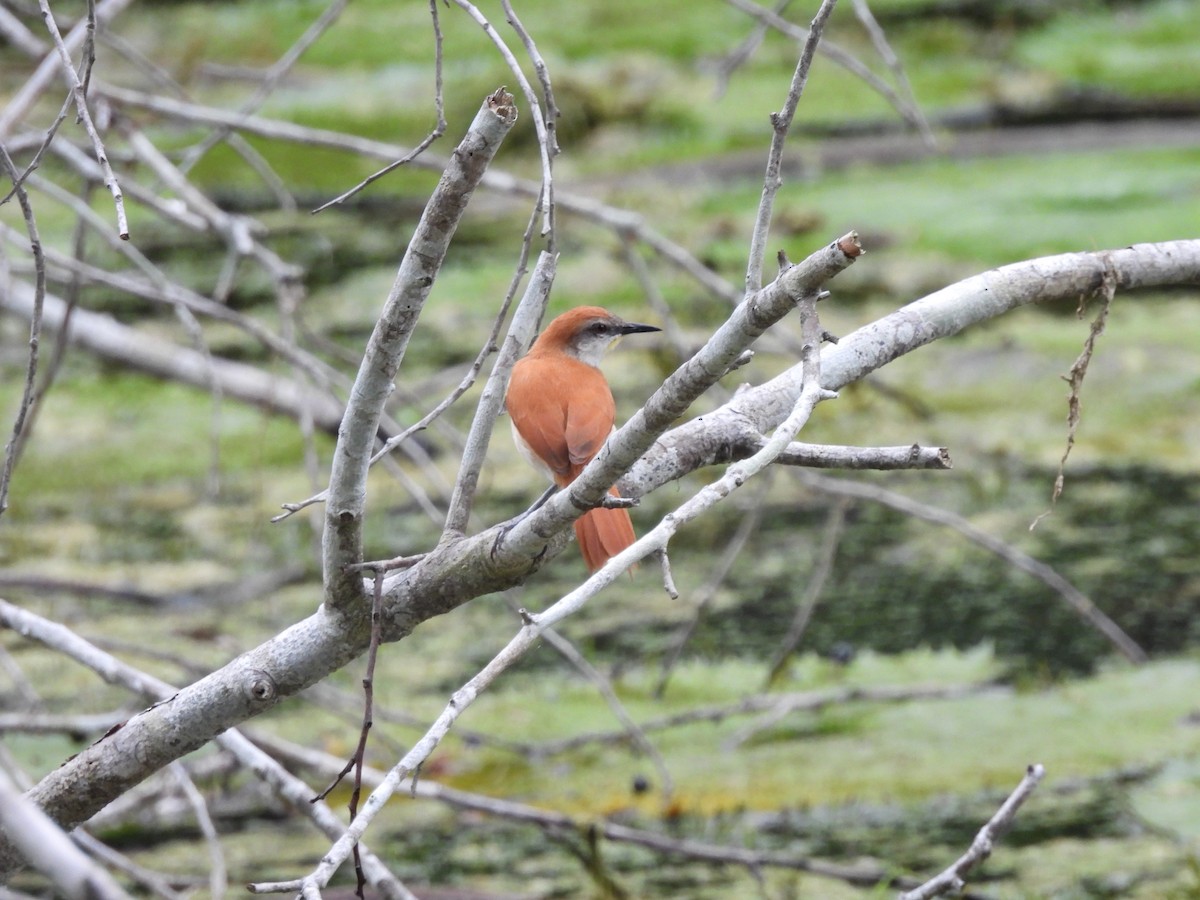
top-left (0, 769), bottom-right (133, 900)
top-left (0, 599), bottom-right (402, 892)
top-left (323, 88), bottom-right (517, 610)
top-left (619, 239), bottom-right (1200, 499)
top-left (485, 232), bottom-right (863, 576)
top-left (0, 282), bottom-right (348, 431)
top-left (3, 240), bottom-right (1193, 875)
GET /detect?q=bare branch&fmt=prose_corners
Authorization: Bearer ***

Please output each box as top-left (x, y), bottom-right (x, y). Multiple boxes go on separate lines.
top-left (442, 250), bottom-right (556, 536)
top-left (178, 0), bottom-right (349, 178)
top-left (0, 281), bottom-right (350, 433)
top-left (0, 599), bottom-right (414, 899)
top-left (313, 0), bottom-right (445, 213)
top-left (794, 470), bottom-right (1147, 664)
top-left (96, 84), bottom-right (740, 305)
top-left (249, 731), bottom-right (917, 893)
top-left (0, 0), bottom-right (135, 139)
top-left (0, 146), bottom-right (45, 518)
top-left (501, 0), bottom-right (561, 157)
top-left (167, 763), bottom-right (226, 900)
top-left (715, 0), bottom-right (796, 97)
top-left (0, 768), bottom-right (134, 900)
top-left (70, 830), bottom-right (191, 900)
top-left (850, 0), bottom-right (935, 146)
top-left (323, 87), bottom-right (519, 609)
top-left (770, 441), bottom-right (952, 469)
top-left (536, 682), bottom-right (1001, 757)
top-left (745, 0), bottom-right (839, 294)
top-left (655, 478), bottom-right (771, 696)
top-left (763, 496), bottom-right (848, 686)
top-left (621, 239), bottom-right (1200, 501)
top-left (35, 0), bottom-right (128, 238)
top-left (899, 764), bottom-right (1046, 900)
top-left (538, 623), bottom-right (675, 801)
top-left (449, 1), bottom-right (555, 236)
top-left (726, 0), bottom-right (931, 136)
top-left (2, 185), bottom-right (92, 485)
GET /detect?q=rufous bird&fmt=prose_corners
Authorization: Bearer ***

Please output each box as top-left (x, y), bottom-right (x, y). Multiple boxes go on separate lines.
top-left (505, 306), bottom-right (660, 571)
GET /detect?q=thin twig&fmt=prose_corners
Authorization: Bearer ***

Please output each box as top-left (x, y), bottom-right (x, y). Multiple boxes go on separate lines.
top-left (351, 571), bottom-right (387, 895)
top-left (726, 0), bottom-right (929, 137)
top-left (97, 28), bottom-right (296, 209)
top-left (441, 249), bottom-right (556, 536)
top-left (899, 764), bottom-right (1046, 900)
top-left (715, 0), bottom-right (797, 98)
top-left (0, 220), bottom-right (344, 394)
top-left (795, 470), bottom-right (1147, 664)
top-left (178, 0), bottom-right (349, 179)
top-left (70, 831), bottom-right (189, 900)
top-left (0, 92), bottom-right (73, 206)
top-left (5, 183), bottom-right (92, 475)
top-left (450, 1), bottom-right (555, 236)
top-left (36, 0), bottom-right (128, 238)
top-left (849, 0), bottom-right (935, 147)
top-left (763, 496), bottom-right (848, 686)
top-left (534, 682), bottom-right (1001, 757)
top-left (0, 0), bottom-right (134, 139)
top-left (744, 0), bottom-right (839, 294)
top-left (500, 0), bottom-right (560, 158)
top-left (313, 0), bottom-right (444, 213)
top-left (98, 83), bottom-right (740, 304)
top-left (167, 763), bottom-right (227, 900)
top-left (1035, 257), bottom-right (1117, 523)
top-left (618, 235), bottom-right (694, 365)
top-left (537, 622), bottom-right (675, 801)
top-left (655, 479), bottom-right (770, 697)
top-left (0, 145), bottom-right (45, 518)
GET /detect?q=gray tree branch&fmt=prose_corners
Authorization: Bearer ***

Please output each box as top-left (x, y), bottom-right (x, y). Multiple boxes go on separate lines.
top-left (618, 239), bottom-right (1200, 500)
top-left (322, 88), bottom-right (518, 610)
top-left (2, 238), bottom-right (1195, 879)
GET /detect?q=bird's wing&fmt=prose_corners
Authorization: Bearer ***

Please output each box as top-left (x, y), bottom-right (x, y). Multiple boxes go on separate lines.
top-left (564, 387), bottom-right (615, 474)
top-left (506, 356), bottom-right (616, 483)
top-left (506, 357), bottom-right (574, 480)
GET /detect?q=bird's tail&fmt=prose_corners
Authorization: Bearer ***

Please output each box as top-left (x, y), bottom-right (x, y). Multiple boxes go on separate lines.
top-left (575, 488), bottom-right (637, 572)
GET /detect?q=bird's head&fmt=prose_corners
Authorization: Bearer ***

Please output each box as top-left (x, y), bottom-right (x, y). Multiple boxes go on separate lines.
top-left (538, 306), bottom-right (660, 367)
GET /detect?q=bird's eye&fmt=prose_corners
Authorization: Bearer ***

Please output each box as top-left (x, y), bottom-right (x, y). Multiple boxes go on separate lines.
top-left (592, 323), bottom-right (609, 334)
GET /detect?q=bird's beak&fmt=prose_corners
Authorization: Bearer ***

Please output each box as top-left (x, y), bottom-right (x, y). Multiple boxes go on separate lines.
top-left (618, 321), bottom-right (661, 336)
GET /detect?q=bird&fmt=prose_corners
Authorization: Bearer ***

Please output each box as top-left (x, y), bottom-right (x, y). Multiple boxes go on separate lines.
top-left (505, 306), bottom-right (660, 571)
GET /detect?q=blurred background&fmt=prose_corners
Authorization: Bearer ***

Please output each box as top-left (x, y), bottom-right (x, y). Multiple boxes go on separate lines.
top-left (1, 0), bottom-right (1199, 896)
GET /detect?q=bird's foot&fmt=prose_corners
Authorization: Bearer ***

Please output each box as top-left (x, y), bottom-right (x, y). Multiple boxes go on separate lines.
top-left (599, 495), bottom-right (638, 510)
top-left (491, 485), bottom-right (558, 561)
